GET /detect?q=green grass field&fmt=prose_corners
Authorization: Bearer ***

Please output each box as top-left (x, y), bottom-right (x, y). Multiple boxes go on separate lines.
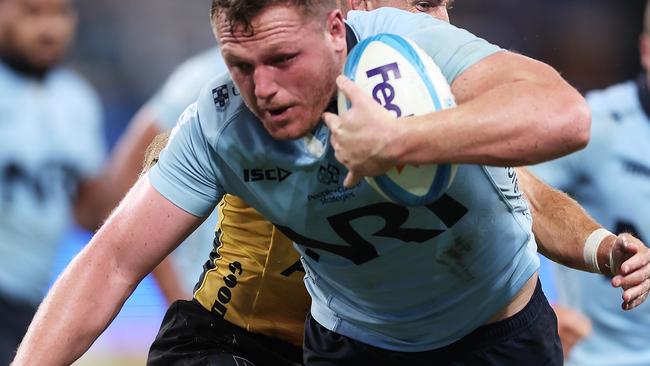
top-left (74, 355), bottom-right (146, 366)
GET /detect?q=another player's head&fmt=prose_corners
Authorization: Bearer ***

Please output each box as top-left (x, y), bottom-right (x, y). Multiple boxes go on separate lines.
top-left (0, 0), bottom-right (76, 78)
top-left (341, 0), bottom-right (454, 22)
top-left (211, 0), bottom-right (345, 140)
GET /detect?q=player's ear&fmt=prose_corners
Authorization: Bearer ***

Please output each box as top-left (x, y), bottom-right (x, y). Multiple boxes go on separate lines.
top-left (349, 0), bottom-right (369, 11)
top-left (325, 9), bottom-right (346, 53)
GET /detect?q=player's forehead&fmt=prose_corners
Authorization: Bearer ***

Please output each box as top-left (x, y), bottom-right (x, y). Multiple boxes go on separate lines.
top-left (215, 7), bottom-right (322, 63)
top-left (216, 5), bottom-right (316, 50)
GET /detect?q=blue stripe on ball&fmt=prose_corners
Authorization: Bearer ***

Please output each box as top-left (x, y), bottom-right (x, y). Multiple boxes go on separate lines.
top-left (343, 33), bottom-right (454, 206)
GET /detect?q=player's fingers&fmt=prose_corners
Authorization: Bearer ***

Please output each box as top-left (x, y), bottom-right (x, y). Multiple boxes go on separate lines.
top-left (343, 171), bottom-right (362, 188)
top-left (336, 75), bottom-right (371, 107)
top-left (623, 291), bottom-right (649, 310)
top-left (613, 262), bottom-right (650, 288)
top-left (322, 112), bottom-right (342, 132)
top-left (621, 238), bottom-right (639, 254)
top-left (619, 248), bottom-right (650, 277)
top-left (622, 278), bottom-right (650, 303)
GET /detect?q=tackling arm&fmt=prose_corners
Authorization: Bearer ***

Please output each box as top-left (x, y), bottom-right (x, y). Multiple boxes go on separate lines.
top-left (12, 177), bottom-right (204, 366)
top-left (517, 167), bottom-right (604, 271)
top-left (518, 167), bottom-right (650, 310)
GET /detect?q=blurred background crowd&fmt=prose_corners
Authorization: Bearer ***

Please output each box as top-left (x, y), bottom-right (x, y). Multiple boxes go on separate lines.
top-left (10, 0), bottom-right (649, 364)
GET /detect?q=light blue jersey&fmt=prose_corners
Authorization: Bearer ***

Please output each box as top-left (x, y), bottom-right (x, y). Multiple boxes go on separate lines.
top-left (149, 8), bottom-right (539, 351)
top-left (146, 47), bottom-right (225, 293)
top-left (148, 48), bottom-right (225, 130)
top-left (532, 77), bottom-right (650, 366)
top-left (0, 61), bottom-right (106, 305)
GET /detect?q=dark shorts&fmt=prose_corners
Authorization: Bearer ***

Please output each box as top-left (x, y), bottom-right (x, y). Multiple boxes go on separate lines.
top-left (147, 299), bottom-right (303, 366)
top-left (0, 293), bottom-right (37, 366)
top-left (303, 280), bottom-right (563, 366)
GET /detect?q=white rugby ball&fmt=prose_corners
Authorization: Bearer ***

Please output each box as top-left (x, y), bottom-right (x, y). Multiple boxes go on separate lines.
top-left (338, 33), bottom-right (457, 206)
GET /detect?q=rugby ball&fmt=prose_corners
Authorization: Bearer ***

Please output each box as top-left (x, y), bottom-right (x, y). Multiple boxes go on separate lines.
top-left (338, 33), bottom-right (457, 206)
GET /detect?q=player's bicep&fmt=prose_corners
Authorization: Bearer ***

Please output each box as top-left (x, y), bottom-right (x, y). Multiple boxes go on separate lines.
top-left (450, 51), bottom-right (560, 105)
top-left (101, 175), bottom-right (205, 280)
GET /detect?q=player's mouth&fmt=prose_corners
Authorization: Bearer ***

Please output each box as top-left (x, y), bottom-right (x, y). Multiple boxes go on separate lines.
top-left (265, 106), bottom-right (293, 122)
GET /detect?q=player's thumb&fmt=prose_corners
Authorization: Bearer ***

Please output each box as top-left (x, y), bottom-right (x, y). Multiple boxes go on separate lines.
top-left (618, 234), bottom-right (639, 257)
top-left (322, 111), bottom-right (341, 132)
top-left (343, 170), bottom-right (362, 188)
top-left (336, 75), bottom-right (368, 107)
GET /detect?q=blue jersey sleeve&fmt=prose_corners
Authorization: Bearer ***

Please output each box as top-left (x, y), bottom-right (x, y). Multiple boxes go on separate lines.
top-left (148, 102), bottom-right (223, 217)
top-left (346, 8), bottom-right (502, 84)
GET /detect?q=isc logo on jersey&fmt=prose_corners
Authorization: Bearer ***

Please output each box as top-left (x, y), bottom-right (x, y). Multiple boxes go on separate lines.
top-left (338, 33), bottom-right (457, 206)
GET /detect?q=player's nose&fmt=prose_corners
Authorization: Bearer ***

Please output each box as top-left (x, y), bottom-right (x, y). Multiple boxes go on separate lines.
top-left (253, 66), bottom-right (278, 100)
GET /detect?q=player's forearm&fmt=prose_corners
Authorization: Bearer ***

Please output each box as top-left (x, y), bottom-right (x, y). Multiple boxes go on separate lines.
top-left (518, 168), bottom-right (614, 272)
top-left (12, 232), bottom-right (139, 365)
top-left (391, 53), bottom-right (590, 167)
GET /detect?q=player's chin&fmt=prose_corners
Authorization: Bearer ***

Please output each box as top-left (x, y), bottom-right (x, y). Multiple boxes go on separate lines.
top-left (30, 46), bottom-right (66, 68)
top-left (263, 115), bottom-right (315, 140)
top-left (266, 124), bottom-right (308, 140)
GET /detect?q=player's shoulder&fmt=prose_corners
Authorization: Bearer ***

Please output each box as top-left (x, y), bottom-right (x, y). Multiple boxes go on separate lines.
top-left (346, 8), bottom-right (501, 84)
top-left (346, 8), bottom-right (447, 38)
top-left (195, 72), bottom-right (251, 139)
top-left (48, 67), bottom-right (103, 122)
top-left (49, 66), bottom-right (101, 107)
top-left (50, 67), bottom-right (96, 94)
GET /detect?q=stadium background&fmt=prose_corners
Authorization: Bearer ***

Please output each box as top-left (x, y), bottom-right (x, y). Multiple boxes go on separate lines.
top-left (48, 0), bottom-right (645, 364)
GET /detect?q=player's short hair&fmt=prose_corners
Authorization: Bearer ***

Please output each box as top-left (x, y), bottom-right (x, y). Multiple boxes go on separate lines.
top-left (211, 0), bottom-right (337, 34)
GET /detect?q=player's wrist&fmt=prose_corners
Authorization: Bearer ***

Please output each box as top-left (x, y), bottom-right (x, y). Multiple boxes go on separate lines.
top-left (583, 228), bottom-right (616, 275)
top-left (598, 233), bottom-right (618, 276)
top-left (391, 115), bottom-right (441, 167)
top-left (387, 120), bottom-right (411, 166)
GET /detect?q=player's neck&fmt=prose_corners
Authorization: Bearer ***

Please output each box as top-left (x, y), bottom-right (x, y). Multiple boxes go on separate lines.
top-left (0, 51), bottom-right (51, 81)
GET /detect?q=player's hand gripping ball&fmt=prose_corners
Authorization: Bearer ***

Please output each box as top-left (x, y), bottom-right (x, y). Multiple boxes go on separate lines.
top-left (338, 33), bottom-right (457, 206)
